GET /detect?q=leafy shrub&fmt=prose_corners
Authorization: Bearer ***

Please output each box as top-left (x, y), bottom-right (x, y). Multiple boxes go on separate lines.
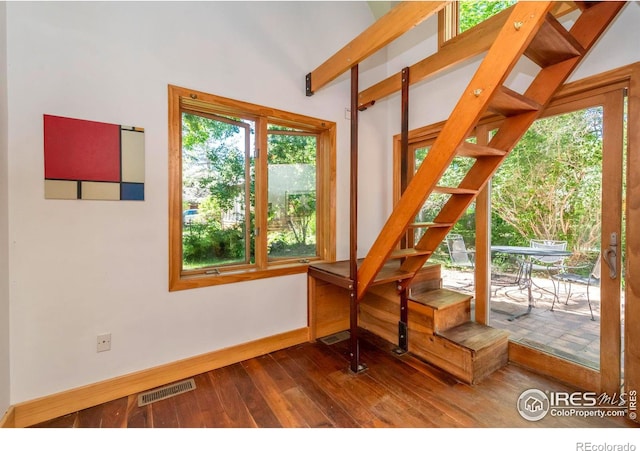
top-left (183, 222), bottom-right (246, 266)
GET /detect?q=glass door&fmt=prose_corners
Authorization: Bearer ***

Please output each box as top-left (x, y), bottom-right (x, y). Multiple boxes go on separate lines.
top-left (487, 88), bottom-right (626, 394)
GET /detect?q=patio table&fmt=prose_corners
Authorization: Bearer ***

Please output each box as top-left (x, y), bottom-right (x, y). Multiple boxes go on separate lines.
top-left (490, 245), bottom-right (572, 320)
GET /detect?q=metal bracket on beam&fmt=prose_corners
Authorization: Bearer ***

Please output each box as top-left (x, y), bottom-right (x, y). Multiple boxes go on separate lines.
top-left (305, 73), bottom-right (314, 97)
top-left (393, 286), bottom-right (409, 355)
top-left (350, 362), bottom-right (368, 374)
top-left (393, 321), bottom-right (409, 355)
top-left (349, 336), bottom-right (368, 374)
top-left (358, 100), bottom-right (375, 111)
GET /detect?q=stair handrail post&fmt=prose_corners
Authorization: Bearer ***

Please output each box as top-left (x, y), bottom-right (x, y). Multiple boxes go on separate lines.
top-left (395, 66), bottom-right (411, 356)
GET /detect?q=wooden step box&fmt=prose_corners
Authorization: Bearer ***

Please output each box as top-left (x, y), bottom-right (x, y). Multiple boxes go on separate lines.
top-left (308, 263), bottom-right (508, 384)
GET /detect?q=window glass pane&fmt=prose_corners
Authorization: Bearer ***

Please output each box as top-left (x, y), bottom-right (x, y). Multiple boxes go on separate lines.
top-left (489, 106), bottom-right (604, 369)
top-left (459, 0), bottom-right (516, 33)
top-left (267, 127), bottom-right (317, 260)
top-left (181, 112), bottom-right (254, 270)
top-left (413, 145), bottom-right (432, 243)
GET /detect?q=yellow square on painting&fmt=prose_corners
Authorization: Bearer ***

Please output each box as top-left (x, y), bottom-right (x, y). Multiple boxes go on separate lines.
top-left (44, 180), bottom-right (78, 199)
top-left (81, 182), bottom-right (120, 200)
top-left (121, 130), bottom-right (145, 183)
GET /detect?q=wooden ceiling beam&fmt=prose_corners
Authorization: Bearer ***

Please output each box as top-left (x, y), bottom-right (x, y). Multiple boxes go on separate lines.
top-left (357, 1), bottom-right (578, 109)
top-left (306, 1), bottom-right (450, 96)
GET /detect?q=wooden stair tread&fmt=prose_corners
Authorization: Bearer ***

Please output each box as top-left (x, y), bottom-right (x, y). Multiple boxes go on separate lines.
top-left (456, 141), bottom-right (506, 158)
top-left (408, 221), bottom-right (453, 229)
top-left (409, 288), bottom-right (471, 310)
top-left (487, 86), bottom-right (541, 117)
top-left (371, 264), bottom-right (414, 286)
top-left (437, 322), bottom-right (509, 352)
top-left (309, 260), bottom-right (352, 276)
top-left (389, 248), bottom-right (431, 258)
top-left (433, 186), bottom-right (478, 195)
top-left (525, 13), bottom-right (585, 68)
top-left (308, 260), bottom-right (355, 289)
top-left (309, 259), bottom-right (437, 288)
top-left (374, 261), bottom-right (440, 285)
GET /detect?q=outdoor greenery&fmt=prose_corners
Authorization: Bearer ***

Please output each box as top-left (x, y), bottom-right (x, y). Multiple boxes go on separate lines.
top-left (414, 105), bottom-right (608, 270)
top-left (492, 108), bottom-right (604, 253)
top-left (459, 0), bottom-right (515, 33)
top-left (432, 107), bottom-right (606, 269)
top-left (182, 113), bottom-right (251, 268)
top-left (266, 129), bottom-right (318, 259)
top-left (181, 114), bottom-right (318, 269)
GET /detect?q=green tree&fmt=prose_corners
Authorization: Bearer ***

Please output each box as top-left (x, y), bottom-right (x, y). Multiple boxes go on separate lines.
top-left (182, 118), bottom-right (320, 265)
top-left (459, 1), bottom-right (516, 33)
top-left (286, 192), bottom-right (316, 245)
top-left (182, 113), bottom-right (249, 212)
top-left (492, 108), bottom-right (603, 253)
top-left (268, 129), bottom-right (317, 249)
top-left (181, 113), bottom-right (251, 266)
top-left (268, 128), bottom-right (316, 164)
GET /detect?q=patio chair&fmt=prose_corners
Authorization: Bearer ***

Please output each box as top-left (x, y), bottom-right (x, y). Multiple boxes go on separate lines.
top-left (509, 239), bottom-right (567, 305)
top-left (551, 253), bottom-right (600, 321)
top-left (529, 239), bottom-right (568, 272)
top-left (445, 234), bottom-right (474, 269)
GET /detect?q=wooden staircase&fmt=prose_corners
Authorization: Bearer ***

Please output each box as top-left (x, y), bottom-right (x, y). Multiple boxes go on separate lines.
top-left (360, 268), bottom-right (509, 384)
top-left (356, 1), bottom-right (624, 300)
top-left (306, 1), bottom-right (624, 376)
top-left (408, 288), bottom-right (509, 384)
top-left (310, 263), bottom-right (509, 384)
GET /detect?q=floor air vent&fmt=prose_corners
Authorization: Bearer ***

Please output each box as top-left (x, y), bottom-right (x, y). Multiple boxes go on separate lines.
top-left (319, 330), bottom-right (350, 345)
top-left (137, 378), bottom-right (196, 407)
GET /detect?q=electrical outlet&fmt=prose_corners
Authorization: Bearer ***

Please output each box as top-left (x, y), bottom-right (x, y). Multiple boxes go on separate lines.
top-left (345, 107), bottom-right (351, 120)
top-left (97, 333), bottom-right (111, 352)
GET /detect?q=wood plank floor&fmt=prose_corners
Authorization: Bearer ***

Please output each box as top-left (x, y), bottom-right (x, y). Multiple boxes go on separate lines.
top-left (30, 329), bottom-right (637, 429)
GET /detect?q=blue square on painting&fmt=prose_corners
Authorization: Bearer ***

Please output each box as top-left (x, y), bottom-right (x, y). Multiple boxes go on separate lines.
top-left (121, 183), bottom-right (144, 201)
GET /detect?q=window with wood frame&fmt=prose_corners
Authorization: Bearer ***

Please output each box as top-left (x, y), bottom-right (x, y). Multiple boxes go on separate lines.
top-left (168, 85), bottom-right (336, 291)
top-left (438, 0), bottom-right (516, 48)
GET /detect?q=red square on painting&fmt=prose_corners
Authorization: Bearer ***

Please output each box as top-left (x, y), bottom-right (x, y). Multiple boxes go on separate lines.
top-left (44, 115), bottom-right (121, 182)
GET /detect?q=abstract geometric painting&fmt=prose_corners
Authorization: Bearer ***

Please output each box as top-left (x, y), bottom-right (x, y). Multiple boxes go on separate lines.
top-left (44, 114), bottom-right (145, 201)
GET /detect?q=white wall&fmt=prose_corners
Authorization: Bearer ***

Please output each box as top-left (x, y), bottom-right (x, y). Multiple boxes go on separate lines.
top-left (0, 1), bottom-right (10, 417)
top-left (6, 1), bottom-right (381, 404)
top-left (570, 2), bottom-right (640, 81)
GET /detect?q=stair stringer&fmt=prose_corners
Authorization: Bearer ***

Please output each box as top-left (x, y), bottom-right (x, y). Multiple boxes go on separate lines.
top-left (356, 1), bottom-right (556, 300)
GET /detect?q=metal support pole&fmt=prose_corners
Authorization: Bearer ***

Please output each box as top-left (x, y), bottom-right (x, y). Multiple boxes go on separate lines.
top-left (393, 67), bottom-right (410, 356)
top-left (349, 65), bottom-right (366, 374)
top-left (400, 67), bottom-right (410, 249)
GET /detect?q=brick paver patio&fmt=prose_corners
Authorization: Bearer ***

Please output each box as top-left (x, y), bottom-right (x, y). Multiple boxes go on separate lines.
top-left (441, 268), bottom-right (618, 370)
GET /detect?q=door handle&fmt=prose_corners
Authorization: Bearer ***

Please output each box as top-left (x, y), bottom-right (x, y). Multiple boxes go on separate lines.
top-left (604, 232), bottom-right (617, 279)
